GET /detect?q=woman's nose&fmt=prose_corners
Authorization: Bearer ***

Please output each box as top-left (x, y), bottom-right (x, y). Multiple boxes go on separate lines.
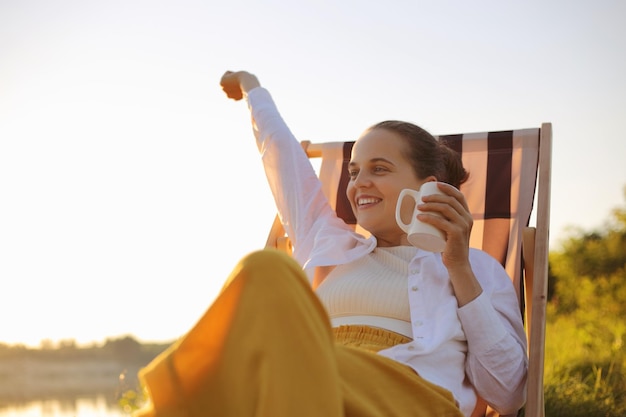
top-left (353, 171), bottom-right (370, 187)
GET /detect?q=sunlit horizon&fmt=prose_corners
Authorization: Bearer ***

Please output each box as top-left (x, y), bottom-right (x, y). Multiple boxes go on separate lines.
top-left (0, 333), bottom-right (175, 349)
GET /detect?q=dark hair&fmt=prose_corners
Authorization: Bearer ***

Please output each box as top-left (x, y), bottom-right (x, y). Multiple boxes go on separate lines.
top-left (369, 120), bottom-right (469, 189)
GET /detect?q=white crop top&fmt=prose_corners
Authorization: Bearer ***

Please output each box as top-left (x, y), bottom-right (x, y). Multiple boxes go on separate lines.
top-left (315, 246), bottom-right (415, 337)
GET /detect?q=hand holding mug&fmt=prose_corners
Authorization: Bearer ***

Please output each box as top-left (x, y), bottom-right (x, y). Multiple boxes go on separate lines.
top-left (395, 182), bottom-right (453, 252)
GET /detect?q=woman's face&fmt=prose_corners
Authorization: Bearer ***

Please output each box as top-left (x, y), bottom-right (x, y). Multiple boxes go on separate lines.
top-left (346, 128), bottom-right (433, 247)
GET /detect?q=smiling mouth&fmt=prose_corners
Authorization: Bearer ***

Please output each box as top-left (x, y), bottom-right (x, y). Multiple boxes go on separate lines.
top-left (357, 197), bottom-right (381, 207)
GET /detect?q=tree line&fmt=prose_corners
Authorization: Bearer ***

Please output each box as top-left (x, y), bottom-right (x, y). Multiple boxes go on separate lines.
top-left (0, 335), bottom-right (171, 366)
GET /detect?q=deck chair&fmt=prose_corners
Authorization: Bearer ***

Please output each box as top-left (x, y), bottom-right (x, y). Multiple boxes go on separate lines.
top-left (266, 123), bottom-right (552, 417)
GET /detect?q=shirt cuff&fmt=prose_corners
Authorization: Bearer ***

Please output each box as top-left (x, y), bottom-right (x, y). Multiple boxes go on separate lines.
top-left (245, 86), bottom-right (266, 102)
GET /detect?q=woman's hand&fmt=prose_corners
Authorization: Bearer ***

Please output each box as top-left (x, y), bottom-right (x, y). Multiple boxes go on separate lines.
top-left (220, 71), bottom-right (261, 100)
top-left (419, 182), bottom-right (472, 266)
top-left (419, 182), bottom-right (482, 305)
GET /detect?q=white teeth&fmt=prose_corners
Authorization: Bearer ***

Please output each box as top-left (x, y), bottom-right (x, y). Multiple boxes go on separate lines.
top-left (358, 198), bottom-right (380, 206)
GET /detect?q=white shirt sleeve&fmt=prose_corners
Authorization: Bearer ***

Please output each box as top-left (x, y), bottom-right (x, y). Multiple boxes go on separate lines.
top-left (458, 250), bottom-right (528, 414)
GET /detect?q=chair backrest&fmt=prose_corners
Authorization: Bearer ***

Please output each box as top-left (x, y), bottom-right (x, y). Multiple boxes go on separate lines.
top-left (266, 123), bottom-right (552, 417)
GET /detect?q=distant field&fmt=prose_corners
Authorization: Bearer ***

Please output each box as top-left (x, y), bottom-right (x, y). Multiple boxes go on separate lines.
top-left (0, 337), bottom-right (170, 401)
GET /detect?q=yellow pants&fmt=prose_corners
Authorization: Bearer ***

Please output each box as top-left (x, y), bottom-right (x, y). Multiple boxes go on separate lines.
top-left (134, 249), bottom-right (462, 417)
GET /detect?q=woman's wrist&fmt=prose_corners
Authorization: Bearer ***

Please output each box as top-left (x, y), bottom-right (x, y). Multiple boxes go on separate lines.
top-left (238, 72), bottom-right (261, 94)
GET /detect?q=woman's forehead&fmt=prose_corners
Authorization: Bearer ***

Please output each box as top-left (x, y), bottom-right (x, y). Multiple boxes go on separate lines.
top-left (351, 128), bottom-right (406, 162)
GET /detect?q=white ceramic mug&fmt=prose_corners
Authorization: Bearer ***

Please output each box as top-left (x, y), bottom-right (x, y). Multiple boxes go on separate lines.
top-left (395, 182), bottom-right (447, 252)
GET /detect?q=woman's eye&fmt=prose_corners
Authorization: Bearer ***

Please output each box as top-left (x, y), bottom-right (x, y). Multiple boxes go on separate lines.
top-left (373, 166), bottom-right (387, 173)
top-left (348, 170), bottom-right (359, 179)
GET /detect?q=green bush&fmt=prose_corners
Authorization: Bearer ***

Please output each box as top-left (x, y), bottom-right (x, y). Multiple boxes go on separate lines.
top-left (542, 187), bottom-right (626, 417)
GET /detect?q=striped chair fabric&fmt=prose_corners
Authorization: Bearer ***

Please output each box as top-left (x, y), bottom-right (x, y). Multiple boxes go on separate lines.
top-left (266, 123), bottom-right (552, 417)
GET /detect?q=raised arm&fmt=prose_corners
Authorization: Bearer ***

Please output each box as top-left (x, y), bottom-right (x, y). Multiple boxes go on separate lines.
top-left (219, 71), bottom-right (366, 274)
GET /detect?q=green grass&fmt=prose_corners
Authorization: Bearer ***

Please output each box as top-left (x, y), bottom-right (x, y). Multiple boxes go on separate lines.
top-left (542, 307), bottom-right (626, 417)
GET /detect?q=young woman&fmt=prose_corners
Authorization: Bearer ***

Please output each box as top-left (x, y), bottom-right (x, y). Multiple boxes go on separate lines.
top-left (132, 71), bottom-right (528, 417)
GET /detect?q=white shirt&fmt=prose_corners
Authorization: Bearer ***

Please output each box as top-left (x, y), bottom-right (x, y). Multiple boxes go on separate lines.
top-left (247, 87), bottom-right (528, 417)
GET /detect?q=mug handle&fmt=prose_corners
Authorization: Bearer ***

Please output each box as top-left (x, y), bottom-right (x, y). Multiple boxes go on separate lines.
top-left (395, 189), bottom-right (421, 232)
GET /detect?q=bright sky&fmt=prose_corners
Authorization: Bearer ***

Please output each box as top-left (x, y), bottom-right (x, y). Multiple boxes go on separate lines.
top-left (1, 0), bottom-right (625, 347)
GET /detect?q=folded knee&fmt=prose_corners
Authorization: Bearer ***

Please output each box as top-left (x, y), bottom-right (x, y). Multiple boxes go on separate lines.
top-left (239, 249), bottom-right (297, 269)
top-left (233, 249), bottom-right (306, 284)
